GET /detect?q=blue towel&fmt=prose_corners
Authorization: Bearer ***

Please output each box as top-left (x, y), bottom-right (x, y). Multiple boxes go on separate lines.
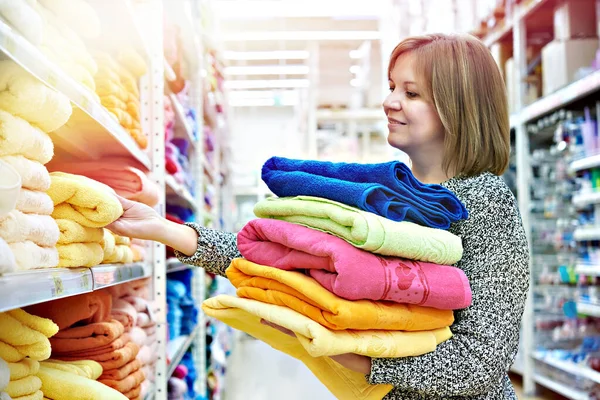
top-left (261, 156), bottom-right (468, 229)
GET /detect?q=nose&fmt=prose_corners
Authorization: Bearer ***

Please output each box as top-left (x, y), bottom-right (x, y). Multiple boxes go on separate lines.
top-left (383, 92), bottom-right (401, 112)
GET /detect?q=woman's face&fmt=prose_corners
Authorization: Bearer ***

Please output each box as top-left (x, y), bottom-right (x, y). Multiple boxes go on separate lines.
top-left (383, 53), bottom-right (445, 157)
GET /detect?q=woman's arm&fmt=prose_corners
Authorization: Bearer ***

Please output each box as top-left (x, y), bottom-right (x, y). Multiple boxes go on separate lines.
top-left (366, 189), bottom-right (529, 397)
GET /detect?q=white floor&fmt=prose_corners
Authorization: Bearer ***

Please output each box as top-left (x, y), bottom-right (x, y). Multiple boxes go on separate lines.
top-left (223, 333), bottom-right (335, 400)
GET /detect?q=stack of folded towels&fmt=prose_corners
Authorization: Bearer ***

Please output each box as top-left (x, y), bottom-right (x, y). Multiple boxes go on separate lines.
top-left (0, 60), bottom-right (75, 272)
top-left (202, 156), bottom-right (472, 399)
top-left (100, 230), bottom-right (134, 266)
top-left (25, 291), bottom-right (144, 400)
top-left (93, 50), bottom-right (147, 149)
top-left (46, 172), bottom-right (124, 268)
top-left (0, 308), bottom-right (58, 400)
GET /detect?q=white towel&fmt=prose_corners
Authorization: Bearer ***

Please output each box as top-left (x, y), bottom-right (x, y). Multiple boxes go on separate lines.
top-left (0, 0), bottom-right (43, 44)
top-left (16, 189), bottom-right (53, 216)
top-left (0, 110), bottom-right (53, 164)
top-left (0, 237), bottom-right (16, 273)
top-left (0, 156), bottom-right (50, 191)
top-left (0, 210), bottom-right (59, 247)
top-left (9, 241), bottom-right (59, 270)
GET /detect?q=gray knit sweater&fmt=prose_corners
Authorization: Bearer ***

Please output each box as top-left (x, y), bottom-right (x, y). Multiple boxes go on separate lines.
top-left (176, 172), bottom-right (530, 399)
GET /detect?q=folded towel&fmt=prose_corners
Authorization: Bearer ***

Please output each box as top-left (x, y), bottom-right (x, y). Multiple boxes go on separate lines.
top-left (37, 0), bottom-right (100, 39)
top-left (238, 219), bottom-right (472, 310)
top-left (112, 300), bottom-right (137, 331)
top-left (98, 369), bottom-right (144, 394)
top-left (204, 295), bottom-right (450, 358)
top-left (54, 342), bottom-right (139, 371)
top-left (128, 327), bottom-right (147, 348)
top-left (37, 365), bottom-right (129, 400)
top-left (103, 245), bottom-right (133, 265)
top-left (16, 190), bottom-right (53, 215)
top-left (7, 359), bottom-right (39, 380)
top-left (99, 359), bottom-right (141, 381)
top-left (48, 173), bottom-right (123, 228)
top-left (122, 296), bottom-right (147, 313)
top-left (56, 219), bottom-right (103, 245)
top-left (54, 334), bottom-right (129, 358)
top-left (57, 243), bottom-right (104, 268)
top-left (0, 237), bottom-right (17, 273)
top-left (0, 312), bottom-right (58, 348)
top-left (117, 48), bottom-right (147, 78)
top-left (262, 157), bottom-right (468, 229)
top-left (123, 385), bottom-right (141, 400)
top-left (6, 309), bottom-right (59, 338)
top-left (0, 110), bottom-right (53, 164)
top-left (113, 235), bottom-right (131, 246)
top-left (0, 0), bottom-right (43, 44)
top-left (8, 241), bottom-right (58, 270)
top-left (100, 229), bottom-right (116, 260)
top-left (0, 358), bottom-right (7, 391)
top-left (0, 156), bottom-right (50, 191)
top-left (202, 295), bottom-right (391, 399)
top-left (46, 159), bottom-right (159, 207)
top-left (254, 195), bottom-right (463, 265)
top-left (13, 391), bottom-right (42, 400)
top-left (227, 258), bottom-right (453, 331)
top-left (0, 340), bottom-right (24, 362)
top-left (100, 95), bottom-right (127, 110)
top-left (25, 291), bottom-right (112, 330)
top-left (0, 211), bottom-right (59, 246)
top-left (50, 320), bottom-right (125, 354)
top-left (5, 375), bottom-right (41, 398)
top-left (12, 338), bottom-right (52, 361)
top-left (42, 359), bottom-right (102, 380)
top-left (0, 60), bottom-right (72, 132)
top-left (130, 244), bottom-right (145, 262)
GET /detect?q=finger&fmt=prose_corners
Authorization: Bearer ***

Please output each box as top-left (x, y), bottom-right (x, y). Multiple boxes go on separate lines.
top-left (112, 194), bottom-right (136, 210)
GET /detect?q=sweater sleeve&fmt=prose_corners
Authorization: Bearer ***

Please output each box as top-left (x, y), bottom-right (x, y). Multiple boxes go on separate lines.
top-left (174, 222), bottom-right (242, 277)
top-left (368, 188), bottom-right (530, 397)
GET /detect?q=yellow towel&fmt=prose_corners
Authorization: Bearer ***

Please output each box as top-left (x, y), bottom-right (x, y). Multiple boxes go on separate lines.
top-left (117, 68), bottom-right (139, 97)
top-left (0, 110), bottom-right (53, 164)
top-left (48, 172), bottom-right (122, 228)
top-left (0, 313), bottom-right (49, 346)
top-left (8, 241), bottom-right (59, 270)
top-left (0, 211), bottom-right (59, 247)
top-left (37, 365), bottom-right (129, 400)
top-left (95, 80), bottom-right (128, 101)
top-left (0, 358), bottom-right (7, 391)
top-left (202, 295), bottom-right (392, 400)
top-left (0, 60), bottom-right (72, 132)
top-left (126, 100), bottom-right (140, 121)
top-left (6, 309), bottom-right (59, 338)
top-left (16, 189), bottom-right (54, 215)
top-left (101, 229), bottom-right (116, 260)
top-left (13, 338), bottom-right (52, 361)
top-left (202, 295), bottom-right (451, 358)
top-left (37, 0), bottom-right (100, 39)
top-left (0, 341), bottom-right (24, 362)
top-left (6, 375), bottom-right (41, 398)
top-left (41, 360), bottom-right (102, 380)
top-left (113, 234), bottom-right (131, 246)
top-left (106, 108), bottom-right (133, 128)
top-left (57, 243), bottom-right (104, 268)
top-left (8, 359), bottom-right (39, 380)
top-left (56, 219), bottom-right (103, 245)
top-left (227, 259), bottom-right (454, 331)
top-left (103, 245), bottom-right (133, 265)
top-left (0, 156), bottom-right (51, 191)
top-left (100, 95), bottom-right (127, 111)
top-left (0, 0), bottom-right (43, 45)
top-left (117, 48), bottom-right (147, 78)
top-left (13, 391), bottom-right (43, 400)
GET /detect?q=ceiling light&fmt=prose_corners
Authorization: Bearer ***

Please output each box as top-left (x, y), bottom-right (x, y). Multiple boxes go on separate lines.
top-left (224, 65), bottom-right (309, 76)
top-left (224, 79), bottom-right (310, 89)
top-left (223, 31), bottom-right (380, 42)
top-left (223, 51), bottom-right (310, 60)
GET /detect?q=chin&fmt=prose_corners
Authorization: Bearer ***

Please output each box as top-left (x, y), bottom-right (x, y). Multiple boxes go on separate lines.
top-left (387, 132), bottom-right (408, 152)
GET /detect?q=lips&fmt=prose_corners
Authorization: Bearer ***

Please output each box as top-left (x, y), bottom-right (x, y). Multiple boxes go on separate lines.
top-left (387, 117), bottom-right (406, 125)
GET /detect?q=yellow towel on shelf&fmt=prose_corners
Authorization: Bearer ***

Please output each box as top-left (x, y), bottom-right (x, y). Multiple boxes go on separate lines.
top-left (8, 241), bottom-right (59, 270)
top-left (101, 229), bottom-right (116, 260)
top-left (8, 359), bottom-right (40, 380)
top-left (95, 81), bottom-right (128, 101)
top-left (6, 309), bottom-right (59, 338)
top-left (0, 60), bottom-right (72, 132)
top-left (113, 235), bottom-right (131, 246)
top-left (100, 96), bottom-right (127, 111)
top-left (16, 189), bottom-right (54, 216)
top-left (13, 338), bottom-right (52, 361)
top-left (103, 245), bottom-right (133, 265)
top-left (57, 243), bottom-right (104, 268)
top-left (42, 360), bottom-right (102, 380)
top-left (0, 156), bottom-right (51, 191)
top-left (37, 0), bottom-right (100, 39)
top-left (0, 110), bottom-right (53, 164)
top-left (0, 211), bottom-right (59, 247)
top-left (202, 295), bottom-right (451, 358)
top-left (106, 108), bottom-right (133, 128)
top-left (227, 259), bottom-right (454, 331)
top-left (48, 172), bottom-right (122, 228)
top-left (37, 365), bottom-right (128, 400)
top-left (202, 295), bottom-right (392, 400)
top-left (126, 100), bottom-right (140, 121)
top-left (117, 48), bottom-right (147, 78)
top-left (56, 219), bottom-right (103, 245)
top-left (117, 68), bottom-right (139, 97)
top-left (0, 341), bottom-right (24, 363)
top-left (0, 357), bottom-right (8, 391)
top-left (5, 375), bottom-right (42, 398)
top-left (13, 391), bottom-right (43, 400)
top-left (0, 313), bottom-right (49, 347)
top-left (0, 0), bottom-right (43, 45)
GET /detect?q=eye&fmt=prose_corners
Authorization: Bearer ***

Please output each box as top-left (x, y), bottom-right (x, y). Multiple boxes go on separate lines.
top-left (388, 86), bottom-right (395, 93)
top-left (406, 91), bottom-right (418, 99)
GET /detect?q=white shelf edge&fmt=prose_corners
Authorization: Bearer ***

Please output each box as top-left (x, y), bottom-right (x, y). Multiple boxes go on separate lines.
top-left (0, 19), bottom-right (151, 170)
top-left (573, 191), bottom-right (600, 208)
top-left (575, 264), bottom-right (600, 276)
top-left (169, 93), bottom-right (197, 146)
top-left (573, 227), bottom-right (600, 241)
top-left (534, 373), bottom-right (589, 400)
top-left (166, 325), bottom-right (201, 377)
top-left (534, 351), bottom-right (600, 384)
top-left (570, 154), bottom-right (600, 174)
top-left (166, 174), bottom-right (198, 211)
top-left (576, 301), bottom-right (600, 317)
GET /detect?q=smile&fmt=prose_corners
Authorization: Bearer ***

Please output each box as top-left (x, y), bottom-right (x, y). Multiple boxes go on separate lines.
top-left (387, 118), bottom-right (406, 125)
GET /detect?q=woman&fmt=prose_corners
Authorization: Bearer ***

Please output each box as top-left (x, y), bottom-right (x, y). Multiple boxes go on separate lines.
top-left (109, 33), bottom-right (529, 399)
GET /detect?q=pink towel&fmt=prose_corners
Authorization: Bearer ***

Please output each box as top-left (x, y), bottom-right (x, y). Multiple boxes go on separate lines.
top-left (0, 156), bottom-right (50, 191)
top-left (16, 189), bottom-right (53, 215)
top-left (112, 299), bottom-right (138, 331)
top-left (123, 296), bottom-right (148, 313)
top-left (0, 210), bottom-right (59, 246)
top-left (237, 219), bottom-right (472, 310)
top-left (129, 327), bottom-right (147, 348)
top-left (47, 158), bottom-right (159, 207)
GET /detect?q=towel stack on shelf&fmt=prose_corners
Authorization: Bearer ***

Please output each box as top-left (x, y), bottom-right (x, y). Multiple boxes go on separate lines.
top-left (202, 157), bottom-right (472, 400)
top-left (101, 230), bottom-right (134, 265)
top-left (0, 60), bottom-right (76, 272)
top-left (46, 172), bottom-right (122, 268)
top-left (24, 291), bottom-right (145, 400)
top-left (0, 358), bottom-right (9, 399)
top-left (0, 308), bottom-right (59, 400)
top-left (93, 50), bottom-right (147, 149)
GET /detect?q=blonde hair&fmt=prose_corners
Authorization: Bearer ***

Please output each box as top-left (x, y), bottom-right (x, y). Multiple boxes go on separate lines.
top-left (388, 33), bottom-right (510, 177)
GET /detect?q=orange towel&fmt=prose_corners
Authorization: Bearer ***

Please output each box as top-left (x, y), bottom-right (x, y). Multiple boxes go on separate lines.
top-left (25, 291), bottom-right (112, 330)
top-left (123, 384), bottom-right (141, 400)
top-left (51, 323), bottom-right (127, 355)
top-left (227, 258), bottom-right (454, 331)
top-left (98, 368), bottom-right (144, 394)
top-left (99, 359), bottom-right (141, 381)
top-left (55, 342), bottom-right (139, 370)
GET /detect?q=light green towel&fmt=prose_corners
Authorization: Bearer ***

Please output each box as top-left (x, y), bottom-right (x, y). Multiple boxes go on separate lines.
top-left (254, 196), bottom-right (463, 265)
